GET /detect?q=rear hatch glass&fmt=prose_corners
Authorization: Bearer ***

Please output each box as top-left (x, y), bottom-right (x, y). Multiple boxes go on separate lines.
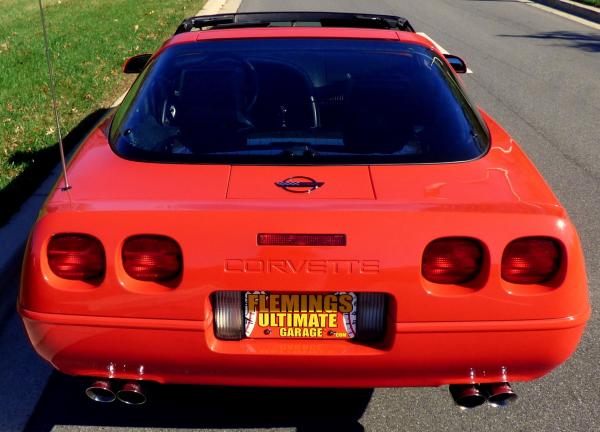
top-left (110, 39), bottom-right (489, 164)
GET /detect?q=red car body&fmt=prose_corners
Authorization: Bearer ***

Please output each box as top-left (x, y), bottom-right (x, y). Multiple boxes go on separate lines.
top-left (19, 19), bottom-right (590, 391)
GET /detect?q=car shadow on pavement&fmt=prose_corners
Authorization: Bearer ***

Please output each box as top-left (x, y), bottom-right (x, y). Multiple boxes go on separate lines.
top-left (0, 108), bottom-right (109, 226)
top-left (498, 31), bottom-right (600, 52)
top-left (25, 372), bottom-right (372, 431)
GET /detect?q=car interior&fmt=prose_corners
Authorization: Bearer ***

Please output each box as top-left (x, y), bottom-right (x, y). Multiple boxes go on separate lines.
top-left (113, 40), bottom-right (487, 163)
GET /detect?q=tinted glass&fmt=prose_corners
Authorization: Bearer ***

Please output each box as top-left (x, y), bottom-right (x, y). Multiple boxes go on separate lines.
top-left (110, 39), bottom-right (489, 164)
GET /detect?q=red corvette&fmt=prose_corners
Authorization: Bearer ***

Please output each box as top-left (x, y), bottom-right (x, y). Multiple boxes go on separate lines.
top-left (19, 12), bottom-right (590, 408)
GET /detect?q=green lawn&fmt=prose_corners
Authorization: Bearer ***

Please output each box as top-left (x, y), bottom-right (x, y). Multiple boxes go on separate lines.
top-left (576, 0), bottom-right (600, 7)
top-left (0, 0), bottom-right (203, 223)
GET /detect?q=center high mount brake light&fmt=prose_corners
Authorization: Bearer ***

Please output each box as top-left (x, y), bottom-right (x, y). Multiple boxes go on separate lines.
top-left (258, 233), bottom-right (346, 246)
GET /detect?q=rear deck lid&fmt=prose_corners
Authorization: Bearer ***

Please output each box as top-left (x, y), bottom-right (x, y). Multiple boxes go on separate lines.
top-left (226, 166), bottom-right (375, 199)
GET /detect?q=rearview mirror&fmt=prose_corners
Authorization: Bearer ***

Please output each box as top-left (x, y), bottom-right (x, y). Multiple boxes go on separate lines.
top-left (123, 53), bottom-right (152, 74)
top-left (444, 54), bottom-right (467, 74)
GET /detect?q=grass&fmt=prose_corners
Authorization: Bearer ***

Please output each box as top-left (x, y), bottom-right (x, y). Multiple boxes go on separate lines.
top-left (575, 0), bottom-right (600, 7)
top-left (0, 0), bottom-right (203, 224)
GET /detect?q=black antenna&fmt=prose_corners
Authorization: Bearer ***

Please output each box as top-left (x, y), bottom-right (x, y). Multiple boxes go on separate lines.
top-left (37, 0), bottom-right (71, 191)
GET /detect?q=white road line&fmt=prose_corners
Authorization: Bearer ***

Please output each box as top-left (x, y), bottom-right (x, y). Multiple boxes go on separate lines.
top-left (418, 32), bottom-right (474, 74)
top-left (417, 32), bottom-right (450, 55)
top-left (518, 0), bottom-right (600, 30)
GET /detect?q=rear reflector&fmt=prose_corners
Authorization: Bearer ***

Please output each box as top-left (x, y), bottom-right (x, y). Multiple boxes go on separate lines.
top-left (355, 293), bottom-right (387, 341)
top-left (258, 233), bottom-right (346, 246)
top-left (422, 238), bottom-right (483, 284)
top-left (48, 234), bottom-right (105, 280)
top-left (213, 292), bottom-right (244, 340)
top-left (122, 235), bottom-right (182, 281)
top-left (502, 237), bottom-right (561, 284)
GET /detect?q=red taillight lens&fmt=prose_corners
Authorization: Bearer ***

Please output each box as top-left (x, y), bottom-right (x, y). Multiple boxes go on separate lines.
top-left (122, 235), bottom-right (182, 281)
top-left (47, 234), bottom-right (105, 280)
top-left (502, 237), bottom-right (561, 284)
top-left (257, 233), bottom-right (346, 246)
top-left (422, 238), bottom-right (483, 284)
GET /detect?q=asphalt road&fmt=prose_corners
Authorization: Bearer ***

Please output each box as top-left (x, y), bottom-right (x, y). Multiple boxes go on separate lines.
top-left (1, 0), bottom-right (599, 431)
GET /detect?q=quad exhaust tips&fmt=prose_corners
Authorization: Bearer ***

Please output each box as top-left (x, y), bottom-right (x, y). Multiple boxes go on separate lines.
top-left (449, 382), bottom-right (517, 409)
top-left (484, 382), bottom-right (518, 407)
top-left (116, 382), bottom-right (147, 405)
top-left (85, 380), bottom-right (147, 405)
top-left (449, 384), bottom-right (486, 409)
top-left (85, 380), bottom-right (116, 403)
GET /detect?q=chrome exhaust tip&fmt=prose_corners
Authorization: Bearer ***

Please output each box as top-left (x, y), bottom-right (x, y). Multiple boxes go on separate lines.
top-left (449, 384), bottom-right (486, 409)
top-left (85, 380), bottom-right (116, 403)
top-left (116, 382), bottom-right (147, 406)
top-left (483, 382), bottom-right (518, 407)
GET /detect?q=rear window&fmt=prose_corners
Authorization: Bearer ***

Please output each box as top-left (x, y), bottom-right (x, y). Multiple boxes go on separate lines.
top-left (110, 39), bottom-right (489, 164)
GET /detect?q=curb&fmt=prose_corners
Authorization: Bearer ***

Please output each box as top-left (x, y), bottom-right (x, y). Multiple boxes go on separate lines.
top-left (197, 0), bottom-right (242, 16)
top-left (532, 0), bottom-right (600, 23)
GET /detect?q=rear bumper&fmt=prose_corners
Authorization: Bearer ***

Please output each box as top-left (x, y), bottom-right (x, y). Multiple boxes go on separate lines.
top-left (20, 306), bottom-right (590, 388)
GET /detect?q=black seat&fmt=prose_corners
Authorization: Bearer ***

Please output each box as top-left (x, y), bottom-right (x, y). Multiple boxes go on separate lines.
top-left (173, 60), bottom-right (253, 150)
top-left (250, 61), bottom-right (315, 131)
top-left (343, 75), bottom-right (417, 154)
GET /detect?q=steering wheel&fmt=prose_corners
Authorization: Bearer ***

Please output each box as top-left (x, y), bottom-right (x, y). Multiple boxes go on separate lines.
top-left (198, 53), bottom-right (260, 113)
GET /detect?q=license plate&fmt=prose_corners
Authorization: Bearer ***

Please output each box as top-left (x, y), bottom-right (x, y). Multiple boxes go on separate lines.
top-left (244, 292), bottom-right (357, 339)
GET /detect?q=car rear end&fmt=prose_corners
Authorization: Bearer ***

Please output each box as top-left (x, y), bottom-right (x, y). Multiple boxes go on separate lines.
top-left (19, 17), bottom-right (590, 407)
top-left (19, 158), bottom-right (589, 388)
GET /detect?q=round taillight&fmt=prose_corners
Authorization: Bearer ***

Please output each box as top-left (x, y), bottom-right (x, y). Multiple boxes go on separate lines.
top-left (502, 237), bottom-right (561, 284)
top-left (47, 234), bottom-right (105, 280)
top-left (122, 235), bottom-right (182, 281)
top-left (422, 238), bottom-right (483, 284)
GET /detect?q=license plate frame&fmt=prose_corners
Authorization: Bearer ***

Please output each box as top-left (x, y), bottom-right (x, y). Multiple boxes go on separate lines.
top-left (244, 292), bottom-right (358, 339)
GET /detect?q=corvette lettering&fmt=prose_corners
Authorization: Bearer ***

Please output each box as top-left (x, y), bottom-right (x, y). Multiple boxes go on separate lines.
top-left (224, 259), bottom-right (379, 274)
